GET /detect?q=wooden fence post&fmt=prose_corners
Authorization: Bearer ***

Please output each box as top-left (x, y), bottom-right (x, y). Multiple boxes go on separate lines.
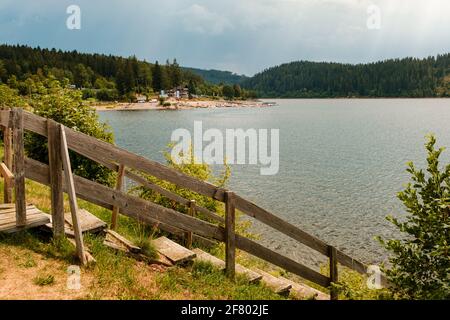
top-left (111, 164), bottom-right (125, 230)
top-left (60, 125), bottom-right (86, 265)
top-left (329, 245), bottom-right (338, 300)
top-left (12, 108), bottom-right (26, 226)
top-left (185, 200), bottom-right (196, 249)
top-left (225, 191), bottom-right (236, 279)
top-left (47, 119), bottom-right (65, 237)
top-left (3, 126), bottom-right (13, 203)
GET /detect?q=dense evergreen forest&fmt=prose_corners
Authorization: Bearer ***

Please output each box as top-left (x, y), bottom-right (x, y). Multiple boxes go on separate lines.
top-left (1, 44), bottom-right (448, 100)
top-left (242, 55), bottom-right (450, 98)
top-left (0, 44), bottom-right (254, 101)
top-left (184, 67), bottom-right (248, 85)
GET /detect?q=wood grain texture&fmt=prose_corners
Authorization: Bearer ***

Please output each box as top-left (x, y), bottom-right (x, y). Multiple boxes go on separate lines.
top-left (47, 120), bottom-right (65, 236)
top-left (111, 164), bottom-right (125, 230)
top-left (12, 108), bottom-right (26, 226)
top-left (3, 126), bottom-right (13, 203)
top-left (153, 236), bottom-right (196, 264)
top-left (329, 246), bottom-right (338, 300)
top-left (60, 126), bottom-right (86, 265)
top-left (225, 191), bottom-right (236, 279)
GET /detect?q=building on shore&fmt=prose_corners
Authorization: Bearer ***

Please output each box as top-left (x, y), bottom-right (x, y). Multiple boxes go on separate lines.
top-left (167, 86), bottom-right (189, 99)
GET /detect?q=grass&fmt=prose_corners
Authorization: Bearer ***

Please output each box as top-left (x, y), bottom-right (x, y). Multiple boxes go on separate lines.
top-left (0, 143), bottom-right (381, 300)
top-left (33, 274), bottom-right (55, 286)
top-left (156, 261), bottom-right (284, 300)
top-left (0, 172), bottom-right (289, 299)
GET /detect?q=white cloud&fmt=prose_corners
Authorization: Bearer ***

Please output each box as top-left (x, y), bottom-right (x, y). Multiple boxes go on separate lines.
top-left (179, 4), bottom-right (233, 35)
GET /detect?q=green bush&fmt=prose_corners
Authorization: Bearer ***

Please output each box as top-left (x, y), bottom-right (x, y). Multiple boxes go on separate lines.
top-left (25, 82), bottom-right (115, 186)
top-left (378, 135), bottom-right (450, 299)
top-left (0, 84), bottom-right (27, 109)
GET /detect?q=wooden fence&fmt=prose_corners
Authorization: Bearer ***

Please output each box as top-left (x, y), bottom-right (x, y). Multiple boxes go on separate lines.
top-left (0, 108), bottom-right (375, 299)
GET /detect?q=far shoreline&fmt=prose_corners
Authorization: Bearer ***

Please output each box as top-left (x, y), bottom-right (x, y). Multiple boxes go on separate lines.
top-left (92, 98), bottom-right (272, 111)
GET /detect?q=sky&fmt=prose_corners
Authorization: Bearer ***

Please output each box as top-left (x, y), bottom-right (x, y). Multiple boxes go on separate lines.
top-left (0, 0), bottom-right (449, 75)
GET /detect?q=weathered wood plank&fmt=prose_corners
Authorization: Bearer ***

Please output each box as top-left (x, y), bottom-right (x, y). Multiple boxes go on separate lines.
top-left (60, 125), bottom-right (87, 266)
top-left (234, 194), bottom-right (329, 256)
top-left (0, 110), bottom-right (11, 127)
top-left (125, 169), bottom-right (224, 224)
top-left (235, 234), bottom-right (330, 288)
top-left (0, 162), bottom-right (14, 181)
top-left (12, 108), bottom-right (26, 226)
top-left (185, 200), bottom-right (195, 249)
top-left (253, 268), bottom-right (292, 296)
top-left (0, 207), bottom-right (49, 233)
top-left (153, 236), bottom-right (196, 265)
top-left (3, 125), bottom-right (13, 203)
top-left (193, 248), bottom-right (262, 283)
top-left (329, 246), bottom-right (338, 300)
top-left (111, 164), bottom-right (125, 230)
top-left (106, 229), bottom-right (141, 253)
top-left (278, 276), bottom-right (329, 300)
top-left (47, 119), bottom-right (64, 237)
top-left (64, 209), bottom-right (107, 234)
top-left (225, 191), bottom-right (236, 279)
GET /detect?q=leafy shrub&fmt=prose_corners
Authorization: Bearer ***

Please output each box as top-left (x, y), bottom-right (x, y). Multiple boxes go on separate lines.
top-left (378, 135), bottom-right (450, 299)
top-left (25, 81), bottom-right (115, 186)
top-left (0, 84), bottom-right (27, 109)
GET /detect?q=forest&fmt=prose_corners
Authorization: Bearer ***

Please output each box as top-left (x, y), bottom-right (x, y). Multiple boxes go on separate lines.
top-left (1, 44), bottom-right (449, 100)
top-left (0, 44), bottom-right (254, 102)
top-left (242, 55), bottom-right (450, 98)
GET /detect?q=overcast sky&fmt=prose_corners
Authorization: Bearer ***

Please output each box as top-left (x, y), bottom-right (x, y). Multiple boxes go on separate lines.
top-left (0, 0), bottom-right (449, 75)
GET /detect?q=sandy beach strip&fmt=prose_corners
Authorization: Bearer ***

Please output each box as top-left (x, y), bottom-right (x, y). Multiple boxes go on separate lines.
top-left (92, 99), bottom-right (270, 111)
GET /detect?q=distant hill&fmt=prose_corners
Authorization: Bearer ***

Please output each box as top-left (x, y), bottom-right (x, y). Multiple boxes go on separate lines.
top-left (242, 55), bottom-right (450, 98)
top-left (184, 67), bottom-right (248, 85)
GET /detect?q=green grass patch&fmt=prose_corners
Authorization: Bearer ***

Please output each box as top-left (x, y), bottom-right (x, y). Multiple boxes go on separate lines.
top-left (33, 274), bottom-right (55, 286)
top-left (157, 260), bottom-right (286, 300)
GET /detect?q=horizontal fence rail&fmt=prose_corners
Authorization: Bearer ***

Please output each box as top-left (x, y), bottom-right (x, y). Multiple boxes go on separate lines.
top-left (0, 108), bottom-right (379, 295)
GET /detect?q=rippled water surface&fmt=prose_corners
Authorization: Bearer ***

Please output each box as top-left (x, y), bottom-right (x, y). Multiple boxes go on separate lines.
top-left (99, 99), bottom-right (450, 268)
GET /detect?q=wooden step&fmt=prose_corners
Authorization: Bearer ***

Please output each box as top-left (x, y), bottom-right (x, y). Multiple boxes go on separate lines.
top-left (253, 268), bottom-right (292, 296)
top-left (0, 205), bottom-right (50, 233)
top-left (105, 229), bottom-right (141, 253)
top-left (41, 209), bottom-right (107, 236)
top-left (193, 248), bottom-right (262, 284)
top-left (153, 236), bottom-right (196, 265)
top-left (278, 276), bottom-right (329, 300)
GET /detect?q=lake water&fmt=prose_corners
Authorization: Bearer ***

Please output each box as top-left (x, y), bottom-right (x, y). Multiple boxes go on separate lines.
top-left (99, 99), bottom-right (450, 269)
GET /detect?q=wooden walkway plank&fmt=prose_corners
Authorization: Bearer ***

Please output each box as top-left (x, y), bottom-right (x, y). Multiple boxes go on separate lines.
top-left (278, 276), bottom-right (329, 300)
top-left (105, 229), bottom-right (141, 253)
top-left (64, 209), bottom-right (107, 234)
top-left (253, 268), bottom-right (292, 296)
top-left (153, 236), bottom-right (196, 265)
top-left (193, 248), bottom-right (262, 283)
top-left (0, 206), bottom-right (49, 233)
